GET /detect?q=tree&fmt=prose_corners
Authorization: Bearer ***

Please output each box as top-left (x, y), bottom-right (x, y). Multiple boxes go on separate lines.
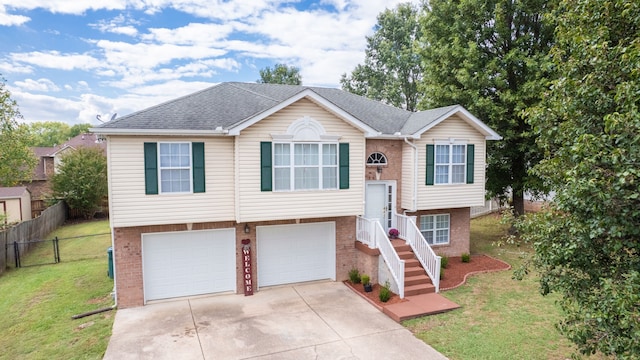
top-left (257, 64), bottom-right (302, 85)
top-left (25, 122), bottom-right (92, 147)
top-left (517, 0), bottom-right (640, 356)
top-left (0, 77), bottom-right (37, 186)
top-left (419, 0), bottom-right (556, 215)
top-left (51, 147), bottom-right (107, 218)
top-left (340, 3), bottom-right (424, 111)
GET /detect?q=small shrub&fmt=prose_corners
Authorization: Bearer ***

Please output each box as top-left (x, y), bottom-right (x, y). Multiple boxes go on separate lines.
top-left (461, 253), bottom-right (471, 263)
top-left (348, 268), bottom-right (361, 284)
top-left (361, 274), bottom-right (370, 285)
top-left (440, 256), bottom-right (449, 269)
top-left (379, 281), bottom-right (392, 302)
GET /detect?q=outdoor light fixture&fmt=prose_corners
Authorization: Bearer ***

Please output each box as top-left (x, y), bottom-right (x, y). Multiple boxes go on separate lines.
top-left (244, 224), bottom-right (250, 234)
top-left (377, 166), bottom-right (382, 174)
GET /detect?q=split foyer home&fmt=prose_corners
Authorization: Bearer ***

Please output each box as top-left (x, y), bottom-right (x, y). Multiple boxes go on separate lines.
top-left (92, 82), bottom-right (501, 308)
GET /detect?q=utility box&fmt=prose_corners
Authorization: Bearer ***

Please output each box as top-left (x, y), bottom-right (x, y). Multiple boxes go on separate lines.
top-left (107, 247), bottom-right (114, 279)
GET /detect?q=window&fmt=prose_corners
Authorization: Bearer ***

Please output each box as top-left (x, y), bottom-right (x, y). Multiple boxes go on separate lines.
top-left (366, 152), bottom-right (387, 165)
top-left (144, 142), bottom-right (205, 195)
top-left (420, 214), bottom-right (450, 245)
top-left (435, 144), bottom-right (466, 184)
top-left (273, 142), bottom-right (338, 191)
top-left (159, 143), bottom-right (192, 193)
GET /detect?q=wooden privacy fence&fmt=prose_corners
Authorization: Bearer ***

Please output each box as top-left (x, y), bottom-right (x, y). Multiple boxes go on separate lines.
top-left (0, 201), bottom-right (67, 274)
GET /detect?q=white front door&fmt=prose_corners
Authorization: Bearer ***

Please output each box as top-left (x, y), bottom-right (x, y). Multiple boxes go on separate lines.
top-left (365, 181), bottom-right (396, 231)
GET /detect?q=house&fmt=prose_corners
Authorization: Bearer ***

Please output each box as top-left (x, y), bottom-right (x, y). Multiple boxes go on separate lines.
top-left (25, 133), bottom-right (107, 204)
top-left (0, 187), bottom-right (32, 225)
top-left (92, 82), bottom-right (501, 308)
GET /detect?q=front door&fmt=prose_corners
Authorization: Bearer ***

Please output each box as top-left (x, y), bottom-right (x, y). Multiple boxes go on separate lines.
top-left (364, 181), bottom-right (396, 231)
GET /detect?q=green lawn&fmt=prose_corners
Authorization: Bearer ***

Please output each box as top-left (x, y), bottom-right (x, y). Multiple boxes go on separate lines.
top-left (405, 213), bottom-right (609, 360)
top-left (0, 220), bottom-right (114, 360)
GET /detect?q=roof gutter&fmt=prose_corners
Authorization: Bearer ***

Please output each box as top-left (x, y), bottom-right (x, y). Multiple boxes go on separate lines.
top-left (90, 127), bottom-right (230, 136)
top-left (403, 137), bottom-right (418, 213)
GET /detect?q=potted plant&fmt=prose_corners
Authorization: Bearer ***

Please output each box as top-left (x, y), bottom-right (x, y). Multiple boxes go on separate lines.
top-left (388, 228), bottom-right (399, 239)
top-left (361, 274), bottom-right (373, 292)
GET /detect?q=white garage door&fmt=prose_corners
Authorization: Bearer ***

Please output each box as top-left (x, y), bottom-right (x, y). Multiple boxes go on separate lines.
top-left (257, 222), bottom-right (335, 288)
top-left (142, 228), bottom-right (236, 303)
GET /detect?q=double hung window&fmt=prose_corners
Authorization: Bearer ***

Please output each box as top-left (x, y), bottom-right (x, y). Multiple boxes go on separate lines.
top-left (435, 144), bottom-right (466, 184)
top-left (274, 143), bottom-right (338, 191)
top-left (420, 214), bottom-right (450, 245)
top-left (159, 143), bottom-right (192, 193)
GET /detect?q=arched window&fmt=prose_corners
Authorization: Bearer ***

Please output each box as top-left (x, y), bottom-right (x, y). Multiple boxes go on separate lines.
top-left (366, 152), bottom-right (387, 165)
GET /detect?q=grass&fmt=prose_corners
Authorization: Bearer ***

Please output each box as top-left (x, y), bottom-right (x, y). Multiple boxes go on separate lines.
top-left (0, 220), bottom-right (114, 360)
top-left (404, 213), bottom-right (609, 360)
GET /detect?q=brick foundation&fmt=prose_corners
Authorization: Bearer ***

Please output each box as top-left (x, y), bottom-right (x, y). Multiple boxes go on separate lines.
top-left (113, 217), bottom-right (358, 308)
top-left (405, 207), bottom-right (470, 257)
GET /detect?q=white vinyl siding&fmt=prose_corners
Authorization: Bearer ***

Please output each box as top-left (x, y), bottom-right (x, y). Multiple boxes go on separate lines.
top-left (401, 142), bottom-right (416, 211)
top-left (416, 115), bottom-right (486, 209)
top-left (107, 136), bottom-right (235, 228)
top-left (237, 99), bottom-right (365, 222)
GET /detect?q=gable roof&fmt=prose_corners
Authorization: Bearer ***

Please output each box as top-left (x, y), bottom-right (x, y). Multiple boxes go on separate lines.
top-left (93, 82), bottom-right (501, 140)
top-left (52, 133), bottom-right (106, 155)
top-left (0, 186), bottom-right (29, 199)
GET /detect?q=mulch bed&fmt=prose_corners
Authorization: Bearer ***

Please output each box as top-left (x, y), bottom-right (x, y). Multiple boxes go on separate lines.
top-left (346, 254), bottom-right (511, 308)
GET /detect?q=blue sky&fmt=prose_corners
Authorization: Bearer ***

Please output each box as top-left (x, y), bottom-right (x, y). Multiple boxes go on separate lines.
top-left (0, 0), bottom-right (413, 125)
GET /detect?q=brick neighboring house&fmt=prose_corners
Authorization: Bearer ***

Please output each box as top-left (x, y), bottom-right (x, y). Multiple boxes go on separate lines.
top-left (24, 133), bottom-right (107, 205)
top-left (92, 82), bottom-right (501, 308)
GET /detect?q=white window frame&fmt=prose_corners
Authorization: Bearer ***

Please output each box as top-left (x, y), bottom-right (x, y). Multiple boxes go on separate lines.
top-left (435, 142), bottom-right (467, 185)
top-left (158, 142), bottom-right (192, 194)
top-left (273, 141), bottom-right (339, 191)
top-left (420, 214), bottom-right (450, 245)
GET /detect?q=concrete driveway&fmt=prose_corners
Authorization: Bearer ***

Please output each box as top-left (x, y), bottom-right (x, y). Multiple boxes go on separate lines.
top-left (103, 281), bottom-right (447, 360)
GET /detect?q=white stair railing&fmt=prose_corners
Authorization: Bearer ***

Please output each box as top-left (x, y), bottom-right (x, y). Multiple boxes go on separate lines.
top-left (394, 213), bottom-right (441, 293)
top-left (356, 216), bottom-right (377, 249)
top-left (373, 221), bottom-right (405, 298)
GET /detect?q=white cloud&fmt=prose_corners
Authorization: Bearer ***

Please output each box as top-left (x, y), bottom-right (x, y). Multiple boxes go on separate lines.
top-left (90, 13), bottom-right (139, 36)
top-left (14, 78), bottom-right (60, 92)
top-left (10, 51), bottom-right (102, 71)
top-left (142, 22), bottom-right (236, 45)
top-left (0, 5), bottom-right (30, 26)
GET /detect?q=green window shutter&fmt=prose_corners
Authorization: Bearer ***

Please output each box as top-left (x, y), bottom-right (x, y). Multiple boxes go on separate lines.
top-left (425, 144), bottom-right (435, 186)
top-left (339, 143), bottom-right (349, 189)
top-left (466, 144), bottom-right (475, 184)
top-left (192, 142), bottom-right (205, 193)
top-left (260, 142), bottom-right (272, 192)
top-left (144, 142), bottom-right (158, 195)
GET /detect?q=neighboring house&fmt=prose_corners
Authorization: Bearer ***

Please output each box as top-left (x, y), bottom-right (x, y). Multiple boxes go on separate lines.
top-left (0, 187), bottom-right (32, 224)
top-left (93, 82), bottom-right (501, 308)
top-left (25, 133), bottom-right (106, 202)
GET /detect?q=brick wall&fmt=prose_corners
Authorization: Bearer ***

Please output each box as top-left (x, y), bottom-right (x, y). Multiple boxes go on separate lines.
top-left (405, 207), bottom-right (470, 257)
top-left (114, 217), bottom-right (358, 308)
top-left (365, 139), bottom-right (404, 210)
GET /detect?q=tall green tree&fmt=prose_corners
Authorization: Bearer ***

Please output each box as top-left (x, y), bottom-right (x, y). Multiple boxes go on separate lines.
top-left (25, 122), bottom-right (92, 147)
top-left (419, 0), bottom-right (556, 215)
top-left (340, 3), bottom-right (424, 111)
top-left (0, 77), bottom-right (37, 186)
top-left (257, 64), bottom-right (302, 85)
top-left (51, 147), bottom-right (107, 219)
top-left (517, 0), bottom-right (640, 356)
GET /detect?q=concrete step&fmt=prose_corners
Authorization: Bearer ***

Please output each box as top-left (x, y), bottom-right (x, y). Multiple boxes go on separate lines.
top-left (397, 251), bottom-right (414, 260)
top-left (405, 274), bottom-right (432, 287)
top-left (405, 267), bottom-right (426, 277)
top-left (404, 283), bottom-right (436, 296)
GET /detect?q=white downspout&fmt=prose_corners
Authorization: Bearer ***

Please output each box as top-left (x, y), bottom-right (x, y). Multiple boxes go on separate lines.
top-left (403, 137), bottom-right (418, 213)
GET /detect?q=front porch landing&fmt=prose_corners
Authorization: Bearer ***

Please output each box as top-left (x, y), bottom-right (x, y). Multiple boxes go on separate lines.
top-left (383, 293), bottom-right (460, 322)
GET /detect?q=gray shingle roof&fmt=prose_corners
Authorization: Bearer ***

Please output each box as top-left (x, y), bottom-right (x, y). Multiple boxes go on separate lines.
top-left (0, 186), bottom-right (29, 198)
top-left (95, 82), bottom-right (471, 136)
